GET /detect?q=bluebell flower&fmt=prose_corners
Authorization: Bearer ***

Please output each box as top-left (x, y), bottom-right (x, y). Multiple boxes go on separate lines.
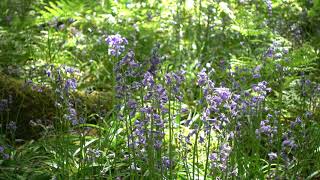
top-left (0, 99), bottom-right (9, 112)
top-left (45, 69), bottom-right (51, 77)
top-left (65, 107), bottom-right (78, 125)
top-left (6, 121), bottom-right (17, 131)
top-left (282, 139), bottom-right (297, 149)
top-left (265, 46), bottom-right (274, 57)
top-left (215, 88), bottom-right (231, 101)
top-left (2, 154), bottom-right (9, 160)
top-left (181, 108), bottom-right (188, 114)
top-left (127, 99), bottom-right (137, 109)
top-left (154, 139), bottom-right (163, 149)
top-left (162, 156), bottom-right (171, 169)
top-left (218, 143), bottom-right (232, 172)
top-left (290, 116), bottom-right (302, 129)
top-left (64, 66), bottom-right (78, 74)
top-left (105, 34), bottom-right (128, 56)
top-left (65, 78), bottom-right (77, 90)
top-left (256, 119), bottom-right (277, 139)
top-left (182, 119), bottom-right (192, 127)
top-left (268, 152), bottom-right (277, 161)
top-left (142, 72), bottom-right (155, 88)
top-left (274, 53), bottom-right (282, 59)
top-left (253, 73), bottom-right (261, 78)
top-left (165, 73), bottom-right (172, 84)
top-left (210, 152), bottom-right (218, 164)
top-left (197, 68), bottom-right (208, 86)
top-left (119, 50), bottom-right (135, 66)
top-left (305, 111), bottom-right (312, 118)
top-left (199, 136), bottom-right (205, 143)
top-left (252, 65), bottom-right (262, 78)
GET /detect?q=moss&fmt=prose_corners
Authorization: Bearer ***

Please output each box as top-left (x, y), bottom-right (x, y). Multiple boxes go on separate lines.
top-left (0, 74), bottom-right (111, 140)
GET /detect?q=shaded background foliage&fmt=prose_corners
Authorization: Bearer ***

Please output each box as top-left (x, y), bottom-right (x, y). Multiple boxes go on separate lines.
top-left (1, 0), bottom-right (319, 85)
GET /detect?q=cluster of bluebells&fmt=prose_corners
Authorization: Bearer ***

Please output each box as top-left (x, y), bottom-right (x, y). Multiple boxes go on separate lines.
top-left (148, 45), bottom-right (162, 75)
top-left (0, 146), bottom-right (9, 160)
top-left (252, 81), bottom-right (271, 96)
top-left (268, 152), bottom-right (278, 161)
top-left (113, 41), bottom-right (189, 170)
top-left (183, 68), bottom-right (212, 144)
top-left (290, 116), bottom-right (302, 129)
top-left (263, 0), bottom-right (272, 16)
top-left (290, 23), bottom-right (302, 41)
top-left (264, 41), bottom-right (289, 60)
top-left (252, 65), bottom-right (262, 79)
top-left (107, 35), bottom-right (317, 178)
top-left (131, 53), bottom-right (167, 153)
top-left (191, 68), bottom-right (242, 174)
top-left (244, 81), bottom-right (272, 108)
top-left (6, 121), bottom-right (17, 133)
top-left (114, 50), bottom-right (141, 100)
top-left (28, 64), bottom-right (80, 95)
top-left (229, 66), bottom-right (250, 90)
top-left (280, 132), bottom-right (298, 166)
top-left (135, 79), bottom-right (180, 152)
top-left (113, 51), bottom-right (142, 155)
top-left (0, 96), bottom-right (16, 133)
top-left (193, 65), bottom-right (296, 177)
top-left (210, 143), bottom-right (234, 174)
top-left (85, 148), bottom-right (102, 162)
top-left (299, 74), bottom-right (311, 96)
top-left (257, 114), bottom-right (303, 166)
top-left (137, 106), bottom-right (165, 151)
top-left (255, 114), bottom-right (277, 140)
top-left (61, 65), bottom-right (79, 93)
top-left (165, 70), bottom-right (185, 102)
top-left (64, 78), bottom-right (77, 91)
top-left (280, 116), bottom-right (303, 165)
top-left (281, 133), bottom-right (297, 151)
top-left (254, 112), bottom-right (301, 165)
top-left (0, 95), bottom-right (13, 112)
top-left (107, 40), bottom-right (161, 163)
top-left (299, 76), bottom-right (320, 98)
top-left (64, 106), bottom-right (85, 126)
top-left (106, 34), bottom-right (128, 56)
top-left (42, 64), bottom-right (83, 126)
top-left (162, 156), bottom-right (171, 170)
top-left (199, 69), bottom-right (240, 117)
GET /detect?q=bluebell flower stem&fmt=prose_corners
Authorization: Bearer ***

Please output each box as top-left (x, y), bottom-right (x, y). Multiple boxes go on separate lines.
top-left (204, 129), bottom-right (211, 180)
top-left (192, 130), bottom-right (199, 180)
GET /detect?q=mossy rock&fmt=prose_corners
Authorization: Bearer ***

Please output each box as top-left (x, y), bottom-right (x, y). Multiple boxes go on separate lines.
top-left (0, 74), bottom-right (112, 140)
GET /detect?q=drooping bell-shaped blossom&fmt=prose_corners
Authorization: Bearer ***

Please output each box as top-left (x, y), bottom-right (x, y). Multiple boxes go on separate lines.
top-left (105, 34), bottom-right (128, 56)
